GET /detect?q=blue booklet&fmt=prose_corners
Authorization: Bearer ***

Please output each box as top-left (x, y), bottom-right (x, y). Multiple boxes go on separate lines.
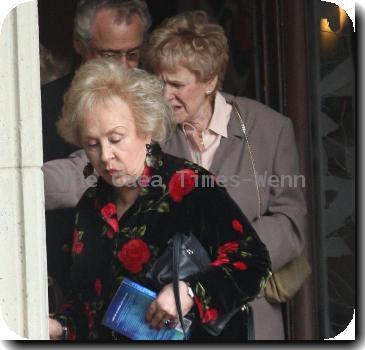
top-left (102, 278), bottom-right (192, 340)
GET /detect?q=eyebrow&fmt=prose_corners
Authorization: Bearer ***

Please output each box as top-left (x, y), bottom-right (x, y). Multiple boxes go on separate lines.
top-left (84, 126), bottom-right (127, 139)
top-left (106, 126), bottom-right (127, 134)
top-left (165, 79), bottom-right (185, 85)
top-left (100, 45), bottom-right (141, 53)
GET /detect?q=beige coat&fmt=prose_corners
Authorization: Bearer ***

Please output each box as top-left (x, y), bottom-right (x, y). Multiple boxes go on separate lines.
top-left (43, 94), bottom-right (306, 340)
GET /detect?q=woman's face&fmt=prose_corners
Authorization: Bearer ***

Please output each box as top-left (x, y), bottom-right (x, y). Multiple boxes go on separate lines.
top-left (80, 96), bottom-right (151, 187)
top-left (160, 66), bottom-right (217, 126)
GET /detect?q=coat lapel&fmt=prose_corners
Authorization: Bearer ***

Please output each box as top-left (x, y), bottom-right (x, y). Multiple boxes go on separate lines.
top-left (210, 108), bottom-right (245, 175)
top-left (209, 106), bottom-right (260, 221)
top-left (162, 126), bottom-right (192, 162)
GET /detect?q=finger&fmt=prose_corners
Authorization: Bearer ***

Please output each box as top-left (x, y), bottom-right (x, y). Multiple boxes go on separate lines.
top-left (150, 310), bottom-right (167, 329)
top-left (145, 300), bottom-right (157, 322)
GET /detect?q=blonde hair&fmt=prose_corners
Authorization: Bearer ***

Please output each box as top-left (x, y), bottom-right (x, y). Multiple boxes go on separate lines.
top-left (143, 10), bottom-right (228, 87)
top-left (57, 58), bottom-right (174, 146)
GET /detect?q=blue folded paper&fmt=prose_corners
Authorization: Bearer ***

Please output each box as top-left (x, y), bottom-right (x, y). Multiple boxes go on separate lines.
top-left (102, 278), bottom-right (191, 340)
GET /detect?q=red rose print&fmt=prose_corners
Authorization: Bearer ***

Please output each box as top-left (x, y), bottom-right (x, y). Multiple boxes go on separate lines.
top-left (73, 241), bottom-right (84, 255)
top-left (168, 169), bottom-right (197, 202)
top-left (67, 325), bottom-right (76, 341)
top-left (195, 297), bottom-right (219, 323)
top-left (232, 261), bottom-right (248, 270)
top-left (72, 229), bottom-right (84, 255)
top-left (117, 239), bottom-right (150, 274)
top-left (94, 279), bottom-right (102, 296)
top-left (139, 166), bottom-right (153, 187)
top-left (211, 241), bottom-right (240, 267)
top-left (202, 307), bottom-right (219, 323)
top-left (218, 241), bottom-right (239, 255)
top-left (84, 302), bottom-right (94, 330)
top-left (210, 256), bottom-right (229, 267)
top-left (232, 219), bottom-right (244, 234)
top-left (72, 228), bottom-right (78, 244)
top-left (101, 202), bottom-right (116, 217)
top-left (101, 202), bottom-right (119, 233)
top-left (106, 228), bottom-right (116, 239)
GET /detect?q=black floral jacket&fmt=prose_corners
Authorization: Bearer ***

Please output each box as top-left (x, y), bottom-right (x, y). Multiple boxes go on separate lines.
top-left (55, 145), bottom-right (271, 341)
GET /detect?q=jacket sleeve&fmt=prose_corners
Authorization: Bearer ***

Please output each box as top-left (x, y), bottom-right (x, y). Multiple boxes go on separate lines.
top-left (183, 184), bottom-right (272, 323)
top-left (43, 150), bottom-right (92, 210)
top-left (251, 118), bottom-right (307, 271)
top-left (53, 298), bottom-right (90, 341)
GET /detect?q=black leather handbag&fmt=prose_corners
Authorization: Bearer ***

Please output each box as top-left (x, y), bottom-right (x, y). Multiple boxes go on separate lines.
top-left (147, 231), bottom-right (254, 340)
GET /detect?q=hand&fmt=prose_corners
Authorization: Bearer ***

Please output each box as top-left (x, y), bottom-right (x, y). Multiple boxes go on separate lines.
top-left (49, 317), bottom-right (63, 340)
top-left (145, 281), bottom-right (194, 329)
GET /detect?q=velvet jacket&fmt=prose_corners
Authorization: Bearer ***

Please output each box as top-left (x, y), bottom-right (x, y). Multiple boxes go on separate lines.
top-left (54, 146), bottom-right (271, 341)
top-left (44, 95), bottom-right (306, 339)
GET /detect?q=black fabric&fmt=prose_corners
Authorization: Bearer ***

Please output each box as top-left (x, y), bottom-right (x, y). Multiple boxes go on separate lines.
top-left (55, 146), bottom-right (271, 341)
top-left (45, 208), bottom-right (75, 307)
top-left (41, 72), bottom-right (78, 162)
top-left (190, 306), bottom-right (253, 342)
top-left (42, 73), bottom-right (79, 311)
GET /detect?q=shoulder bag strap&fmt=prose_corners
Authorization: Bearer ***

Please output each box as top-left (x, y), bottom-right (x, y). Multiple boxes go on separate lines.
top-left (172, 234), bottom-right (187, 340)
top-left (231, 101), bottom-right (258, 341)
top-left (231, 101), bottom-right (262, 219)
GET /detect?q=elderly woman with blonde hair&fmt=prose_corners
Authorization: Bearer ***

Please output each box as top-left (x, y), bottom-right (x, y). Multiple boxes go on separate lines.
top-left (48, 58), bottom-right (271, 341)
top-left (142, 11), bottom-right (307, 340)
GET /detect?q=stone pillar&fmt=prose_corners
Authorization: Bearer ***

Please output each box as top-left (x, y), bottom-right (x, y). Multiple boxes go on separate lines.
top-left (0, 1), bottom-right (48, 340)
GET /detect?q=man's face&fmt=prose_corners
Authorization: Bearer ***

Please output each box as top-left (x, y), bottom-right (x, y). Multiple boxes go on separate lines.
top-left (86, 9), bottom-right (144, 68)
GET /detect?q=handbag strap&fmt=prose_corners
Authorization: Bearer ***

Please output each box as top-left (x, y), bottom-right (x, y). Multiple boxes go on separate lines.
top-left (172, 234), bottom-right (187, 340)
top-left (242, 304), bottom-right (255, 340)
top-left (231, 101), bottom-right (261, 219)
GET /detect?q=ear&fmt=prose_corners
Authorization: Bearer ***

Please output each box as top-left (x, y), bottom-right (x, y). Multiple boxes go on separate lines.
top-left (73, 38), bottom-right (85, 58)
top-left (145, 134), bottom-right (152, 145)
top-left (207, 75), bottom-right (219, 93)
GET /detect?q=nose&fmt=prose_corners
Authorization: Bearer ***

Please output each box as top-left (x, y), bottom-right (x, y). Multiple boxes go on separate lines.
top-left (164, 85), bottom-right (174, 101)
top-left (117, 55), bottom-right (129, 69)
top-left (101, 143), bottom-right (114, 164)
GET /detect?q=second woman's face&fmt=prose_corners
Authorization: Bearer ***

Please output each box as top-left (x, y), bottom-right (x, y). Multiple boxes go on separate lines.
top-left (160, 66), bottom-right (215, 125)
top-left (80, 96), bottom-right (151, 187)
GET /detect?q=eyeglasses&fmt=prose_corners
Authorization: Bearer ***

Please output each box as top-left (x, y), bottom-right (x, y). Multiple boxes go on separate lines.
top-left (94, 46), bottom-right (141, 62)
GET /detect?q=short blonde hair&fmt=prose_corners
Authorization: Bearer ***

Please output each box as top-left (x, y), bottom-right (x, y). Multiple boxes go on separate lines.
top-left (143, 10), bottom-right (228, 87)
top-left (57, 58), bottom-right (174, 146)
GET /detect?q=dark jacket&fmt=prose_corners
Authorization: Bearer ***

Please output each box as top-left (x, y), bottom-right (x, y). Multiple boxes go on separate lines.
top-left (54, 146), bottom-right (271, 341)
top-left (41, 73), bottom-right (79, 305)
top-left (43, 94), bottom-right (306, 339)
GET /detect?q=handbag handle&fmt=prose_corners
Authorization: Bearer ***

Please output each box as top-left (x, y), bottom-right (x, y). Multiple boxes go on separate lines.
top-left (172, 234), bottom-right (187, 340)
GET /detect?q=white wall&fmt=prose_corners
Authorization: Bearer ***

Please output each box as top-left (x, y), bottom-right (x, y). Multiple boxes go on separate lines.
top-left (0, 1), bottom-right (48, 340)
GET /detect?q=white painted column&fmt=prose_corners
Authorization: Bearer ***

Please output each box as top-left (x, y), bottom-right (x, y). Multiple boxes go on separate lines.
top-left (0, 2), bottom-right (48, 340)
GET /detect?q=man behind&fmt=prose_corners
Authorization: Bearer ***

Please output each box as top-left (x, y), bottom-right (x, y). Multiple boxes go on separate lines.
top-left (43, 0), bottom-right (151, 312)
top-left (42, 0), bottom-right (151, 161)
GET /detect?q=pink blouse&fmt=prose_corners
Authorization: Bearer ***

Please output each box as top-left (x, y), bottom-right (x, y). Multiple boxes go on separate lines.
top-left (181, 92), bottom-right (232, 170)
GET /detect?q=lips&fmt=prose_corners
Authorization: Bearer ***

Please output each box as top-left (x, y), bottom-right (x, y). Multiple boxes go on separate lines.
top-left (172, 105), bottom-right (182, 112)
top-left (107, 169), bottom-right (118, 176)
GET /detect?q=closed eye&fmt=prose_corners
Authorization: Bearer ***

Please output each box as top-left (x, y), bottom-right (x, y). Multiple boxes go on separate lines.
top-left (169, 82), bottom-right (184, 88)
top-left (110, 137), bottom-right (122, 144)
top-left (86, 142), bottom-right (98, 149)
